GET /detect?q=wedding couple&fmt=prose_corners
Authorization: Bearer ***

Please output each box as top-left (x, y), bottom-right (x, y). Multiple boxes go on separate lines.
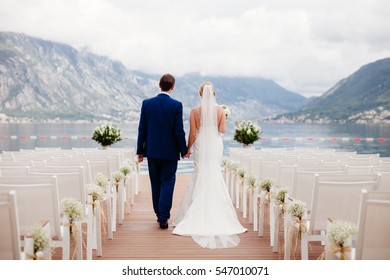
top-left (136, 74), bottom-right (247, 249)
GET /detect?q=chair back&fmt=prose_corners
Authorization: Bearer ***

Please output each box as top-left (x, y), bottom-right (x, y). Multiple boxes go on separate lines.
top-left (0, 166), bottom-right (30, 177)
top-left (355, 190), bottom-right (390, 259)
top-left (0, 181), bottom-right (61, 240)
top-left (291, 166), bottom-right (346, 207)
top-left (0, 190), bottom-right (21, 260)
top-left (309, 174), bottom-right (380, 233)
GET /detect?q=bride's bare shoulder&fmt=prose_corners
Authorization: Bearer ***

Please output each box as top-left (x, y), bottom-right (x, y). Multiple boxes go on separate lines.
top-left (191, 106), bottom-right (201, 113)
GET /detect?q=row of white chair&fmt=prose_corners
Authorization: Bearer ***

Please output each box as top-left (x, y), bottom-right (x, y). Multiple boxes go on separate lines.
top-left (0, 147), bottom-right (139, 260)
top-left (225, 147), bottom-right (390, 260)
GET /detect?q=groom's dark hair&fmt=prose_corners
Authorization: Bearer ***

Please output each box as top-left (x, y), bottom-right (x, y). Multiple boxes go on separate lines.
top-left (159, 74), bottom-right (175, 91)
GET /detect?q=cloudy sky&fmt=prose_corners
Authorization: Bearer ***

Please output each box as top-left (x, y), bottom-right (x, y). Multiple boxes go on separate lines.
top-left (1, 0), bottom-right (390, 97)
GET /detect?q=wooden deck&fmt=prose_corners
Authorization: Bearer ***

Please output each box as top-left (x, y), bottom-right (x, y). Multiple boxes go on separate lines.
top-left (54, 174), bottom-right (324, 260)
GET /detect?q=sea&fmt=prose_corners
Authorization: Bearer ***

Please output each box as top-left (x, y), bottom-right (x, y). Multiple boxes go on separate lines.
top-left (1, 122), bottom-right (389, 174)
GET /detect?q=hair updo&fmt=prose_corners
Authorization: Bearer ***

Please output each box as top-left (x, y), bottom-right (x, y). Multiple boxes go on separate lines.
top-left (199, 81), bottom-right (216, 96)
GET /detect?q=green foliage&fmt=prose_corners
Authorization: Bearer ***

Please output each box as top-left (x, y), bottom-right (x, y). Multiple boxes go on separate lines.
top-left (233, 120), bottom-right (262, 145)
top-left (92, 122), bottom-right (122, 146)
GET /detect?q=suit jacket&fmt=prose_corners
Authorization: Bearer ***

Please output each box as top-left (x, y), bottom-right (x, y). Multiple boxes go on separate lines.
top-left (137, 93), bottom-right (188, 160)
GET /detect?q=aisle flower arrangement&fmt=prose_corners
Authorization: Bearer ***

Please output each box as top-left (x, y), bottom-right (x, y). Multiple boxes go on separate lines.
top-left (92, 122), bottom-right (122, 147)
top-left (95, 172), bottom-right (109, 189)
top-left (259, 178), bottom-right (273, 201)
top-left (286, 199), bottom-right (307, 259)
top-left (322, 220), bottom-right (358, 260)
top-left (233, 120), bottom-right (262, 146)
top-left (246, 175), bottom-right (257, 192)
top-left (26, 224), bottom-right (51, 260)
top-left (112, 171), bottom-right (124, 192)
top-left (61, 197), bottom-right (86, 233)
top-left (87, 184), bottom-right (106, 205)
top-left (271, 186), bottom-right (288, 213)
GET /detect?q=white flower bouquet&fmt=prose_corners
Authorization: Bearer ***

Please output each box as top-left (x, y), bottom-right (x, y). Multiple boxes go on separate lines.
top-left (246, 175), bottom-right (256, 191)
top-left (28, 224), bottom-right (51, 259)
top-left (61, 197), bottom-right (86, 224)
top-left (287, 200), bottom-right (306, 220)
top-left (327, 220), bottom-right (358, 248)
top-left (272, 186), bottom-right (288, 213)
top-left (259, 178), bottom-right (272, 193)
top-left (92, 122), bottom-right (122, 147)
top-left (221, 104), bottom-right (231, 120)
top-left (324, 220), bottom-right (358, 260)
top-left (221, 158), bottom-right (230, 168)
top-left (259, 178), bottom-right (273, 201)
top-left (236, 167), bottom-right (246, 179)
top-left (287, 199), bottom-right (307, 259)
top-left (87, 184), bottom-right (106, 202)
top-left (112, 171), bottom-right (124, 192)
top-left (233, 120), bottom-right (262, 145)
top-left (228, 161), bottom-right (240, 172)
top-left (120, 164), bottom-right (131, 177)
top-left (272, 187), bottom-right (288, 205)
top-left (95, 172), bottom-right (109, 188)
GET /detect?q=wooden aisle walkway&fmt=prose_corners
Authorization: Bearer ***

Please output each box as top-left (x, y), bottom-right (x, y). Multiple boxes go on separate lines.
top-left (54, 174), bottom-right (324, 260)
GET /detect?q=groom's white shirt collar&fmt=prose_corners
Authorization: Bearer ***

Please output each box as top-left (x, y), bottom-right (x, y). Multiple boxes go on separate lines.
top-left (158, 92), bottom-right (170, 96)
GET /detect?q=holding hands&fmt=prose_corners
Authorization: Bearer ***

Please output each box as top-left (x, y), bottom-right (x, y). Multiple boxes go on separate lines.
top-left (182, 150), bottom-right (191, 159)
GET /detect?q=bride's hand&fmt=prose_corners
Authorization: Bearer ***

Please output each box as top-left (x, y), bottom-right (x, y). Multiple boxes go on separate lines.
top-left (182, 151), bottom-right (192, 159)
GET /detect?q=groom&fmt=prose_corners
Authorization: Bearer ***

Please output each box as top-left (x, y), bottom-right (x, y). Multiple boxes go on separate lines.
top-left (136, 73), bottom-right (188, 229)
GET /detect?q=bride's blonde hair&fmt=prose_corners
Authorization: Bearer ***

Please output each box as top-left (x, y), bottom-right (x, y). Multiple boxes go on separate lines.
top-left (199, 81), bottom-right (216, 96)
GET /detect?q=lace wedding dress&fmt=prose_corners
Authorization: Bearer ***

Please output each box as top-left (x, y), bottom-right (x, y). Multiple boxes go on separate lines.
top-left (172, 85), bottom-right (247, 249)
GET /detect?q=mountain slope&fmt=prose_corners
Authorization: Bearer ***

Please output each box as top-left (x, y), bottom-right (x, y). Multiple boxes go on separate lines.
top-left (276, 58), bottom-right (390, 123)
top-left (0, 32), bottom-right (306, 123)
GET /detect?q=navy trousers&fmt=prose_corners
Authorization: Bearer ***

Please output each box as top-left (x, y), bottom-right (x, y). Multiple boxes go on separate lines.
top-left (147, 158), bottom-right (178, 222)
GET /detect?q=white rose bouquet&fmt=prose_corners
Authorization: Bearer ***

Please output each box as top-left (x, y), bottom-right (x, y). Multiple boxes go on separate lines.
top-left (233, 120), bottom-right (262, 145)
top-left (92, 122), bottom-right (122, 147)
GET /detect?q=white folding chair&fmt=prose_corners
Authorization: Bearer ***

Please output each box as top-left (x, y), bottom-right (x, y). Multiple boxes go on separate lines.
top-left (0, 190), bottom-right (21, 260)
top-left (0, 166), bottom-right (30, 177)
top-left (298, 174), bottom-right (380, 260)
top-left (376, 172), bottom-right (390, 192)
top-left (0, 181), bottom-right (71, 260)
top-left (29, 166), bottom-right (110, 257)
top-left (355, 190), bottom-right (390, 259)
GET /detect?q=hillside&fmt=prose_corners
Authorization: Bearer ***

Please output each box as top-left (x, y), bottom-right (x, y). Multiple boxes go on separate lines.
top-left (275, 58), bottom-right (390, 124)
top-left (0, 32), bottom-right (307, 123)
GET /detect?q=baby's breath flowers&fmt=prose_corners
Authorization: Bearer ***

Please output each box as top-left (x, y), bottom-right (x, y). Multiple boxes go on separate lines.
top-left (29, 224), bottom-right (51, 258)
top-left (95, 172), bottom-right (109, 188)
top-left (112, 171), bottom-right (124, 192)
top-left (87, 184), bottom-right (106, 202)
top-left (246, 175), bottom-right (256, 192)
top-left (287, 200), bottom-right (306, 220)
top-left (61, 197), bottom-right (86, 223)
top-left (236, 167), bottom-right (246, 179)
top-left (327, 220), bottom-right (358, 248)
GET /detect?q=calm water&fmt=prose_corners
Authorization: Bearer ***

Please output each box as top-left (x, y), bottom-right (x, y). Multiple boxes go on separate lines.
top-left (1, 123), bottom-right (389, 173)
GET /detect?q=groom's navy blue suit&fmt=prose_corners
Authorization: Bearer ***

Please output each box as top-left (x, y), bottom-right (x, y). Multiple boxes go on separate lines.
top-left (137, 93), bottom-right (188, 223)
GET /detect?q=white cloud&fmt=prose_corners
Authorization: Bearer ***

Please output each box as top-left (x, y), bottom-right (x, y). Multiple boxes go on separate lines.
top-left (1, 0), bottom-right (390, 97)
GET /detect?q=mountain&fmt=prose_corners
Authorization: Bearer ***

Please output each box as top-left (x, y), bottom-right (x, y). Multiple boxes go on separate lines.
top-left (0, 32), bottom-right (306, 123)
top-left (275, 58), bottom-right (390, 124)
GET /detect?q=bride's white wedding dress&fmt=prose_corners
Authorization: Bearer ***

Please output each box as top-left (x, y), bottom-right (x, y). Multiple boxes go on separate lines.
top-left (172, 86), bottom-right (247, 249)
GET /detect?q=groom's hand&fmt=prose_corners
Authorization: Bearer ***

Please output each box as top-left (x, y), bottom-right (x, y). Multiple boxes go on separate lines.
top-left (182, 151), bottom-right (191, 159)
top-left (137, 154), bottom-right (144, 163)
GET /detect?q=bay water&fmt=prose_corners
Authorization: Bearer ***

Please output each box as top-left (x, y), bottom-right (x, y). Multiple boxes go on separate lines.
top-left (1, 122), bottom-right (389, 173)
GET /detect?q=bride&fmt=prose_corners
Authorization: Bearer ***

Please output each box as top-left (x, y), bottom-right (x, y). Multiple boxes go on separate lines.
top-left (172, 82), bottom-right (247, 249)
